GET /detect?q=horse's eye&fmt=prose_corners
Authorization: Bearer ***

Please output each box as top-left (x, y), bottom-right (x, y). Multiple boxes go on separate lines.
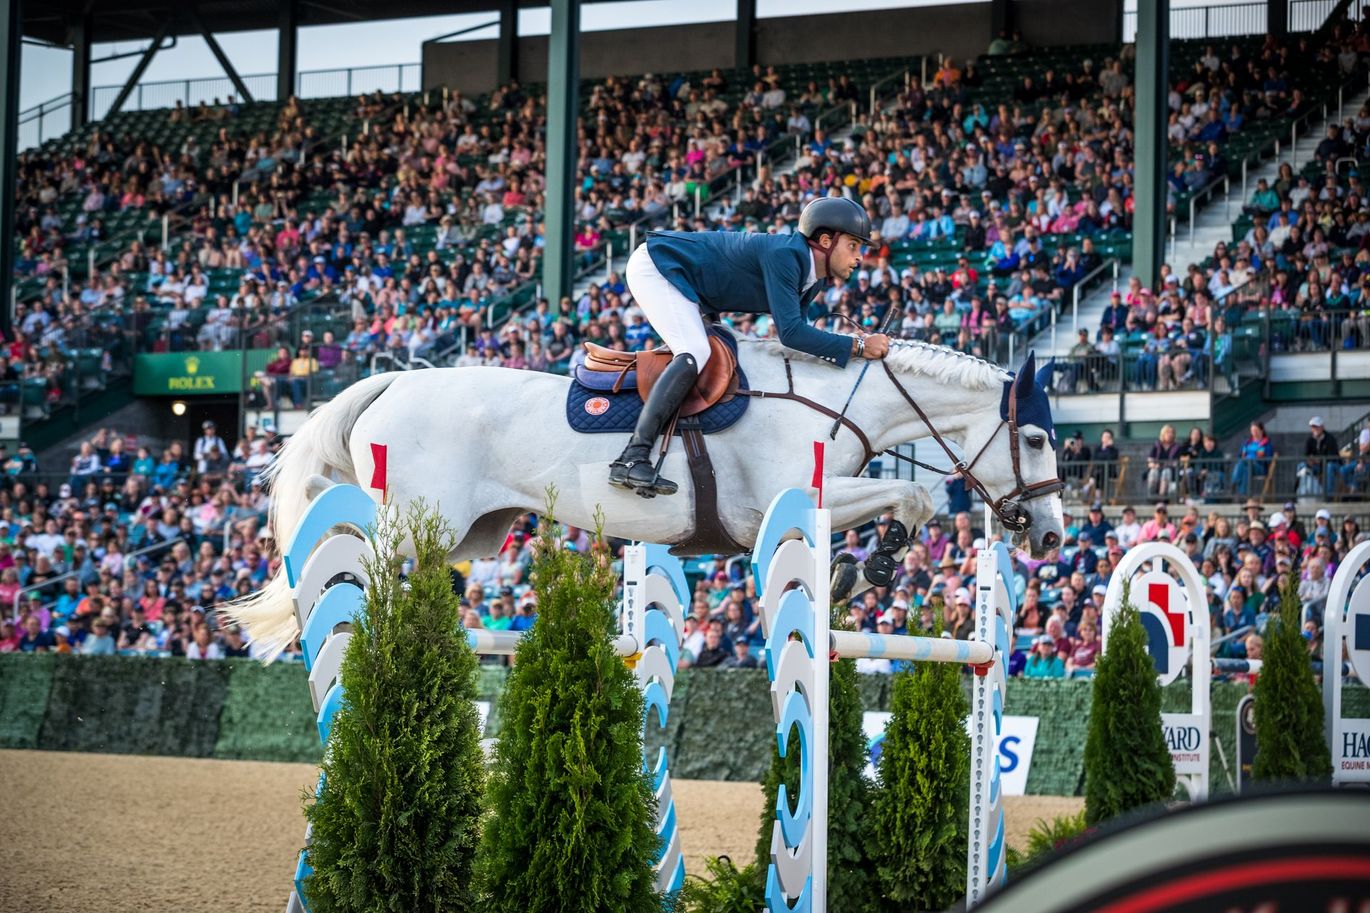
top-left (1027, 435), bottom-right (1046, 450)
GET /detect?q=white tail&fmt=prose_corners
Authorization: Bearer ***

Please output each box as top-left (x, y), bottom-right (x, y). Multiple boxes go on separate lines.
top-left (222, 372), bottom-right (399, 659)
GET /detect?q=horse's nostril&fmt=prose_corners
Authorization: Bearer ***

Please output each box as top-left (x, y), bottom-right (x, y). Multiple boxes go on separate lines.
top-left (1042, 532), bottom-right (1060, 549)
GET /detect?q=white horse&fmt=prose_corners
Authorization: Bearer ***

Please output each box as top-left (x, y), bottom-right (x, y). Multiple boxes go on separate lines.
top-left (227, 338), bottom-right (1064, 656)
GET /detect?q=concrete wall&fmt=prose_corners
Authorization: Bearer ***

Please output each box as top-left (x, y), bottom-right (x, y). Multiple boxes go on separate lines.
top-left (422, 0), bottom-right (1105, 96)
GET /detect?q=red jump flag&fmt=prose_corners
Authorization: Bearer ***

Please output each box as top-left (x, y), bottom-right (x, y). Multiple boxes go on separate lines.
top-left (369, 442), bottom-right (388, 499)
top-left (812, 441), bottom-right (825, 508)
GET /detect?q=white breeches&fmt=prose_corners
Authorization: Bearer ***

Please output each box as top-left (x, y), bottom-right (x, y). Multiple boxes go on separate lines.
top-left (626, 244), bottom-right (712, 368)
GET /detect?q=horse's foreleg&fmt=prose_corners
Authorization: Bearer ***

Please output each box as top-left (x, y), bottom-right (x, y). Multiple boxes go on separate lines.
top-left (815, 477), bottom-right (934, 607)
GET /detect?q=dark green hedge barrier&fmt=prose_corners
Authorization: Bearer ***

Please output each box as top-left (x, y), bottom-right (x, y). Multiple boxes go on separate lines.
top-left (0, 653), bottom-right (55, 749)
top-left (2, 655), bottom-right (1367, 796)
top-left (39, 654), bottom-right (231, 756)
top-left (213, 660), bottom-right (322, 762)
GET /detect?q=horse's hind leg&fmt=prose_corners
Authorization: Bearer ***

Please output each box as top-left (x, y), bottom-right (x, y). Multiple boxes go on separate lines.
top-left (819, 477), bottom-right (934, 607)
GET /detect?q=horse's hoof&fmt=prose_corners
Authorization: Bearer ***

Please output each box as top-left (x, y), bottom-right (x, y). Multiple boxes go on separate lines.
top-left (864, 552), bottom-right (898, 588)
top-left (878, 519), bottom-right (909, 553)
top-left (830, 558), bottom-right (860, 604)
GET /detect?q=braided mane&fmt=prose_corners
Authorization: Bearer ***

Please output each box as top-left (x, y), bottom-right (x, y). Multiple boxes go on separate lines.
top-left (745, 336), bottom-right (1010, 392)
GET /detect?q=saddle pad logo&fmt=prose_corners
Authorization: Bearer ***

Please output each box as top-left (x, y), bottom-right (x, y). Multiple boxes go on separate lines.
top-left (584, 396), bottom-right (611, 416)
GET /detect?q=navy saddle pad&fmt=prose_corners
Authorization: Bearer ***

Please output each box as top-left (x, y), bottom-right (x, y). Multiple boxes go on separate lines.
top-left (565, 330), bottom-right (750, 435)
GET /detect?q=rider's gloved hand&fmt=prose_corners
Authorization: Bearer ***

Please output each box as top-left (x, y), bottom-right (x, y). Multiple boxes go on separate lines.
top-left (860, 334), bottom-right (891, 359)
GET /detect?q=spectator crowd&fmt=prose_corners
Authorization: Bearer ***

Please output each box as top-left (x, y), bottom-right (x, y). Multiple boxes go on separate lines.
top-left (3, 24), bottom-right (1369, 690)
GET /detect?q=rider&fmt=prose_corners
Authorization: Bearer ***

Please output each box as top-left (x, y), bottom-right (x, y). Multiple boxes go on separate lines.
top-left (609, 196), bottom-right (892, 496)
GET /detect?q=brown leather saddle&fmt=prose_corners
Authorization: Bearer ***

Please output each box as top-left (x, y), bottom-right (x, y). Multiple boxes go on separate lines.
top-left (580, 334), bottom-right (740, 416)
top-left (578, 333), bottom-right (747, 556)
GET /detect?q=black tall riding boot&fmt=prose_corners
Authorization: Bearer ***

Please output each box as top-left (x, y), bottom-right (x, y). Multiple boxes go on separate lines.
top-left (608, 353), bottom-right (698, 497)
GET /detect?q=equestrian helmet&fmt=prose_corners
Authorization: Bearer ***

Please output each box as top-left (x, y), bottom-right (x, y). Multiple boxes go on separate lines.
top-left (798, 196), bottom-right (873, 247)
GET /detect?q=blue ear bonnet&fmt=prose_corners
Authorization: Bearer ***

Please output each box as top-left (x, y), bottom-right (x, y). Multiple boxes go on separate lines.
top-left (999, 351), bottom-right (1057, 447)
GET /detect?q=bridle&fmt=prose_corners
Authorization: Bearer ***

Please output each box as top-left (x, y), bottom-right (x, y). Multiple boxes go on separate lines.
top-left (741, 337), bottom-right (1065, 534)
top-left (876, 360), bottom-right (1065, 534)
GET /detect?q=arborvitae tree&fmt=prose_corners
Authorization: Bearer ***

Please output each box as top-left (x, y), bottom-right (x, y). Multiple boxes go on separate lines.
top-left (827, 626), bottom-right (880, 913)
top-left (303, 502), bottom-right (486, 913)
top-left (1084, 582), bottom-right (1175, 826)
top-left (1252, 572), bottom-right (1332, 782)
top-left (476, 505), bottom-right (660, 913)
top-left (870, 623), bottom-right (970, 913)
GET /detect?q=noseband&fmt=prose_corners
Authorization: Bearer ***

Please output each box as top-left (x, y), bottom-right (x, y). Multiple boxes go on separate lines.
top-left (878, 361), bottom-right (1065, 534)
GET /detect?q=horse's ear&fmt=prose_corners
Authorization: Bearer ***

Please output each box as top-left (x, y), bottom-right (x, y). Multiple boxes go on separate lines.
top-left (1015, 351), bottom-right (1038, 398)
top-left (1035, 356), bottom-right (1055, 392)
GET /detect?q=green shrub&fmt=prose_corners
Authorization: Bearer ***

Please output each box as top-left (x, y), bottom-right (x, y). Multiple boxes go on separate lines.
top-left (476, 505), bottom-right (661, 913)
top-left (1252, 573), bottom-right (1332, 782)
top-left (677, 856), bottom-right (763, 913)
top-left (870, 624), bottom-right (970, 912)
top-left (1083, 581), bottom-right (1175, 825)
top-left (826, 634), bottom-right (879, 913)
top-left (303, 503), bottom-right (486, 913)
top-left (1006, 810), bottom-right (1090, 874)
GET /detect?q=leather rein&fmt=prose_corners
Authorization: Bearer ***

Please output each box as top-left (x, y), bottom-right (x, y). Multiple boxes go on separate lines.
top-left (877, 360), bottom-right (1065, 534)
top-left (741, 352), bottom-right (1064, 534)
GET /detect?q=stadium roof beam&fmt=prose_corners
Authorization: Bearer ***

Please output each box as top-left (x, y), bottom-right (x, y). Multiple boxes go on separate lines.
top-left (542, 0), bottom-right (579, 308)
top-left (735, 0), bottom-right (754, 70)
top-left (102, 20), bottom-right (170, 118)
top-left (1132, 0), bottom-right (1168, 288)
top-left (1, 0), bottom-right (16, 339)
top-left (18, 1), bottom-right (609, 45)
top-left (187, 8), bottom-right (254, 104)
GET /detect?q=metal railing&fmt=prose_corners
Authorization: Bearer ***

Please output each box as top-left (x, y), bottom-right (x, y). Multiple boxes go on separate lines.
top-left (1059, 452), bottom-right (1369, 507)
top-left (17, 93), bottom-right (75, 150)
top-left (82, 62), bottom-right (422, 122)
top-left (1051, 257), bottom-right (1122, 355)
top-left (1290, 0), bottom-right (1364, 29)
top-left (1123, 0), bottom-right (1360, 41)
top-left (1124, 2), bottom-right (1266, 41)
top-left (1183, 172), bottom-right (1231, 244)
top-left (296, 63), bottom-right (423, 101)
top-left (1046, 303), bottom-right (1367, 396)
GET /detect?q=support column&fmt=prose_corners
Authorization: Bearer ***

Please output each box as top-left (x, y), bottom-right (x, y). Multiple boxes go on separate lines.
top-left (278, 0), bottom-right (299, 101)
top-left (735, 0), bottom-right (755, 71)
top-left (990, 0), bottom-right (1011, 41)
top-left (542, 0), bottom-right (579, 308)
top-left (497, 0), bottom-right (518, 86)
top-left (0, 0), bottom-right (17, 340)
top-left (70, 10), bottom-right (92, 129)
top-left (1268, 0), bottom-right (1288, 36)
top-left (1132, 0), bottom-right (1169, 289)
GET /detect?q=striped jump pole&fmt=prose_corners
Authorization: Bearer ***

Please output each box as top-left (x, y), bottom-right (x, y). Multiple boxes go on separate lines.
top-left (755, 487), bottom-right (1013, 913)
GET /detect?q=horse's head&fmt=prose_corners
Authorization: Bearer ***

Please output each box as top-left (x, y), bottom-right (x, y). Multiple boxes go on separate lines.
top-left (966, 351), bottom-right (1065, 558)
